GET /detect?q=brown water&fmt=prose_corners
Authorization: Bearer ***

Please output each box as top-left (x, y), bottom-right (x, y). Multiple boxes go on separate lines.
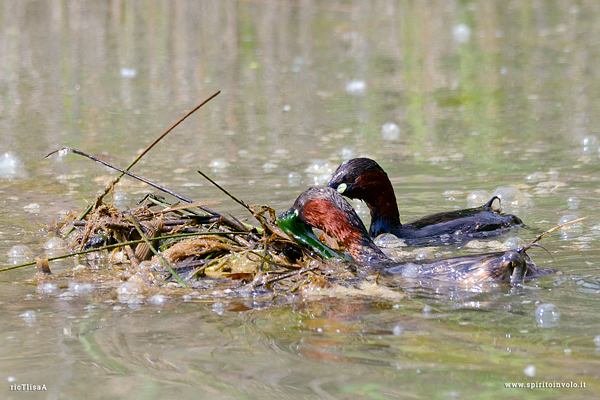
top-left (1, 1), bottom-right (600, 399)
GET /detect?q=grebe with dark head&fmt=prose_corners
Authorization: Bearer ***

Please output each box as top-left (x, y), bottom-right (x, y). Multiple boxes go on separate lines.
top-left (327, 158), bottom-right (523, 246)
top-left (278, 187), bottom-right (553, 285)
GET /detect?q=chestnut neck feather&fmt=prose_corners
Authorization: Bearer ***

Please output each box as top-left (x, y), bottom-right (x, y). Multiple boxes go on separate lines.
top-left (301, 198), bottom-right (388, 263)
top-left (353, 169), bottom-right (402, 237)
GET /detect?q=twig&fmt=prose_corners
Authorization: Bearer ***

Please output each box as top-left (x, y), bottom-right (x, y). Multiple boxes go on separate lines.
top-left (522, 216), bottom-right (589, 251)
top-left (196, 169), bottom-right (252, 212)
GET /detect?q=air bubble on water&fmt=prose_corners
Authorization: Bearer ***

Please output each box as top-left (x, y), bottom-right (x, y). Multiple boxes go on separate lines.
top-left (502, 237), bottom-right (525, 250)
top-left (490, 186), bottom-right (530, 208)
top-left (262, 162), bottom-right (278, 173)
top-left (558, 214), bottom-right (583, 239)
top-left (68, 282), bottom-right (94, 296)
top-left (525, 171), bottom-right (547, 183)
top-left (339, 147), bottom-right (355, 159)
top-left (381, 122), bottom-right (400, 141)
top-left (422, 305), bottom-right (432, 314)
top-left (38, 283), bottom-right (58, 294)
top-left (120, 68), bottom-right (137, 78)
top-left (345, 80), bottom-right (366, 95)
top-left (581, 135), bottom-right (599, 153)
top-left (305, 160), bottom-right (334, 185)
top-left (182, 294), bottom-right (192, 302)
top-left (117, 282), bottom-right (143, 304)
top-left (209, 158), bottom-right (230, 172)
top-left (0, 152), bottom-right (26, 178)
top-left (415, 250), bottom-right (434, 261)
top-left (466, 190), bottom-right (491, 208)
top-left (304, 160), bottom-right (333, 174)
top-left (117, 282), bottom-right (141, 295)
top-left (287, 171), bottom-right (302, 187)
top-left (7, 376), bottom-right (16, 383)
top-left (127, 297), bottom-right (143, 309)
top-left (374, 234), bottom-right (404, 249)
top-left (566, 197), bottom-right (580, 210)
top-left (212, 302), bottom-right (225, 315)
top-left (594, 335), bottom-right (600, 347)
top-left (452, 24), bottom-right (471, 43)
top-left (7, 245), bottom-right (33, 258)
top-left (149, 294), bottom-right (167, 306)
top-left (523, 365), bottom-right (536, 377)
top-left (392, 325), bottom-right (403, 336)
top-left (535, 303), bottom-right (560, 328)
top-left (20, 310), bottom-right (37, 324)
top-left (23, 203), bottom-right (40, 213)
top-left (44, 237), bottom-right (67, 251)
top-left (112, 191), bottom-right (129, 209)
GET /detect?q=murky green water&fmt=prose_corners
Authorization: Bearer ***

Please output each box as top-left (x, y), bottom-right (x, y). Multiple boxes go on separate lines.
top-left (1, 1), bottom-right (600, 399)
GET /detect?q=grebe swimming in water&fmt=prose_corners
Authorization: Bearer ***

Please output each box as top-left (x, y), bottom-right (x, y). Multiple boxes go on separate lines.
top-left (327, 158), bottom-right (523, 246)
top-left (278, 187), bottom-right (553, 285)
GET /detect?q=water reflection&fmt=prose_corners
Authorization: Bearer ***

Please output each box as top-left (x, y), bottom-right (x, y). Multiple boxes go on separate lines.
top-left (2, 0), bottom-right (600, 398)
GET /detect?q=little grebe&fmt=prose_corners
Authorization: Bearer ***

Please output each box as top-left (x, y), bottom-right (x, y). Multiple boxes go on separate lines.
top-left (327, 158), bottom-right (523, 246)
top-left (278, 187), bottom-right (552, 285)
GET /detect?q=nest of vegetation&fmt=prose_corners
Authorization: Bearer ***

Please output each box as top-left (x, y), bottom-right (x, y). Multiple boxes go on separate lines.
top-left (35, 191), bottom-right (354, 296)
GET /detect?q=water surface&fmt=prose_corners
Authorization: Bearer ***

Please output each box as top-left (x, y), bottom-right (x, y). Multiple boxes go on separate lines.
top-left (1, 1), bottom-right (599, 399)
